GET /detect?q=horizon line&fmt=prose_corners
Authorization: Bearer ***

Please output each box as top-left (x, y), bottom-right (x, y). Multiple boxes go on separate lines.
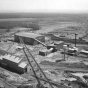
top-left (0, 12), bottom-right (88, 14)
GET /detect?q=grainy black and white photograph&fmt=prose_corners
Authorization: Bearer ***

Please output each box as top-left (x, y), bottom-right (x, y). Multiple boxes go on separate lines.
top-left (0, 0), bottom-right (88, 88)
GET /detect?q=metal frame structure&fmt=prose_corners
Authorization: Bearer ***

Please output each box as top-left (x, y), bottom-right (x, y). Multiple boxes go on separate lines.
top-left (19, 37), bottom-right (54, 88)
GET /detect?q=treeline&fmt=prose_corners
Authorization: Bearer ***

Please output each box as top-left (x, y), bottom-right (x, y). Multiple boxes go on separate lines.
top-left (0, 21), bottom-right (41, 31)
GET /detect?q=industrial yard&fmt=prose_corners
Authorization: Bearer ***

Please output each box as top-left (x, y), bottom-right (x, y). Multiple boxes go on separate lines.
top-left (0, 13), bottom-right (88, 88)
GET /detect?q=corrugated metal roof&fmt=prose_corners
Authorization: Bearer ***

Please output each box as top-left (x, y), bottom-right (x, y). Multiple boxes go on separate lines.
top-left (15, 32), bottom-right (43, 38)
top-left (3, 54), bottom-right (22, 63)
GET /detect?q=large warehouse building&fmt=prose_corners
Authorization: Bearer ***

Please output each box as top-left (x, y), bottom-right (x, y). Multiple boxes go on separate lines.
top-left (14, 32), bottom-right (45, 45)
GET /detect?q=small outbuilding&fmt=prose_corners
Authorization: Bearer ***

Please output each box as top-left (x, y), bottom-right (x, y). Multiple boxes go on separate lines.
top-left (14, 32), bottom-right (45, 45)
top-left (39, 48), bottom-right (53, 56)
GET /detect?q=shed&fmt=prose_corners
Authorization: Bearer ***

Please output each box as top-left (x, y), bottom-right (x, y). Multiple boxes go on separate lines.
top-left (39, 48), bottom-right (53, 56)
top-left (39, 49), bottom-right (48, 56)
top-left (14, 32), bottom-right (45, 45)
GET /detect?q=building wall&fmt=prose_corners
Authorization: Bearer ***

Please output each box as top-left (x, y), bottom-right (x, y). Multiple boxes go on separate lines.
top-left (14, 35), bottom-right (25, 43)
top-left (2, 58), bottom-right (27, 74)
top-left (2, 58), bottom-right (19, 72)
top-left (14, 35), bottom-right (19, 42)
top-left (2, 58), bottom-right (18, 67)
top-left (24, 37), bottom-right (35, 45)
top-left (17, 66), bottom-right (27, 74)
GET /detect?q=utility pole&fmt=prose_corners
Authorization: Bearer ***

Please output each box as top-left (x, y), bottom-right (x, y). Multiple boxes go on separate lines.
top-left (64, 49), bottom-right (65, 61)
top-left (75, 33), bottom-right (78, 47)
top-left (63, 45), bottom-right (67, 61)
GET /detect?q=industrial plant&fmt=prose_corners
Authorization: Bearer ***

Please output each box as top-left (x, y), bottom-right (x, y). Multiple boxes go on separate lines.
top-left (0, 14), bottom-right (88, 88)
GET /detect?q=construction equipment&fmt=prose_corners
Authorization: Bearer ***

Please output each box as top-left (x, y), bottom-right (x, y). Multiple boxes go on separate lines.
top-left (19, 37), bottom-right (54, 88)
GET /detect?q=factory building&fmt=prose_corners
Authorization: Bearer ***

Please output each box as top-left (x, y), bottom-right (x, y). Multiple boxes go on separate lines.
top-left (14, 32), bottom-right (45, 45)
top-left (0, 54), bottom-right (27, 74)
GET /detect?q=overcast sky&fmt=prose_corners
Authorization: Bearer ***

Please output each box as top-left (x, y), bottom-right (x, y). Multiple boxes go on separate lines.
top-left (0, 0), bottom-right (88, 13)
